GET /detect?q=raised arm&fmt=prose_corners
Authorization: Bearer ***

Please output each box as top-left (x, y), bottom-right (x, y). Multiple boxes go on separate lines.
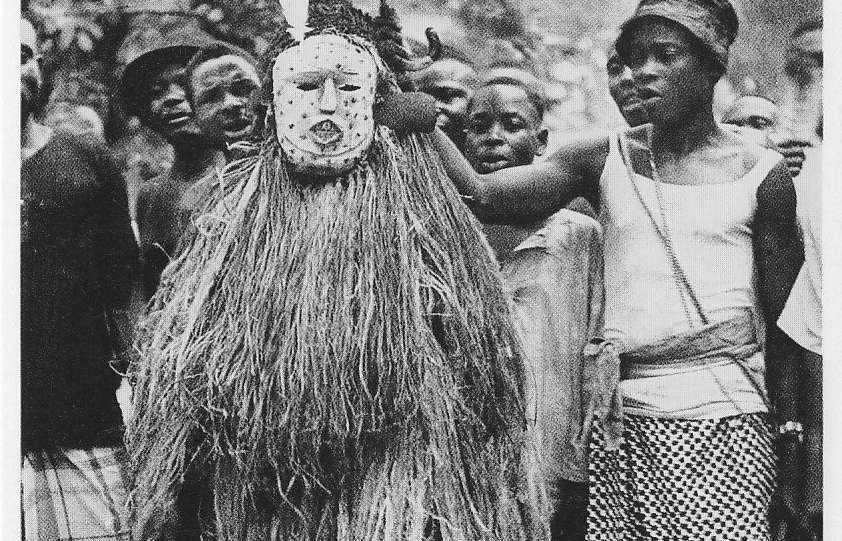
top-left (429, 128), bottom-right (608, 223)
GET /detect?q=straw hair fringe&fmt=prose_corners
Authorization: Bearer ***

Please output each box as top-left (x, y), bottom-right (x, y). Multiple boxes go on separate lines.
top-left (128, 127), bottom-right (547, 539)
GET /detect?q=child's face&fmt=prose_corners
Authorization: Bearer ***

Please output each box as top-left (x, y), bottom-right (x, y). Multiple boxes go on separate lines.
top-left (721, 96), bottom-right (779, 137)
top-left (463, 84), bottom-right (547, 174)
top-left (191, 54), bottom-right (260, 146)
top-left (414, 59), bottom-right (479, 144)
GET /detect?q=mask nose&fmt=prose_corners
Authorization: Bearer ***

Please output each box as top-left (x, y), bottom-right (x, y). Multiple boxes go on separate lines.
top-left (319, 77), bottom-right (338, 113)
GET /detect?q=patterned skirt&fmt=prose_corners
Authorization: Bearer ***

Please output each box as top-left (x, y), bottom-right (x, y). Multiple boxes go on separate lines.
top-left (587, 413), bottom-right (776, 541)
top-left (22, 446), bottom-right (131, 541)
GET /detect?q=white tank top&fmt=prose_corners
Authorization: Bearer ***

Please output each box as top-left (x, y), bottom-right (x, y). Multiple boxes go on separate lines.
top-left (598, 133), bottom-right (782, 351)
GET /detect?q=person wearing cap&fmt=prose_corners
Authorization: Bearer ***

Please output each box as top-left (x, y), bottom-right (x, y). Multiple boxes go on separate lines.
top-left (21, 17), bottom-right (137, 540)
top-left (119, 23), bottom-right (218, 145)
top-left (121, 30), bottom-right (230, 299)
top-left (428, 0), bottom-right (804, 538)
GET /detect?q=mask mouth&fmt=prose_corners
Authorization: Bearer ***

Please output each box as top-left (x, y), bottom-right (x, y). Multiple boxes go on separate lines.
top-left (308, 119), bottom-right (343, 146)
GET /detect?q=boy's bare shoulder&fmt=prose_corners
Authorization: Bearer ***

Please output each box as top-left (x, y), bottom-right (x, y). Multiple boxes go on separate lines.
top-left (546, 130), bottom-right (613, 176)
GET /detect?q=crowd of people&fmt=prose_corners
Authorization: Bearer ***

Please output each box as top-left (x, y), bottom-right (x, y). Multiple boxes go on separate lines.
top-left (20, 0), bottom-right (823, 539)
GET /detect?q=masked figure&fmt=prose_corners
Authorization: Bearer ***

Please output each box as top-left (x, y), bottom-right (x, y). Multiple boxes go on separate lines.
top-left (127, 1), bottom-right (545, 539)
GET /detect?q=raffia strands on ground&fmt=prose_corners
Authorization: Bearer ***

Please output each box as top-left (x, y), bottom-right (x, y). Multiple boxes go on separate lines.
top-left (127, 127), bottom-right (547, 540)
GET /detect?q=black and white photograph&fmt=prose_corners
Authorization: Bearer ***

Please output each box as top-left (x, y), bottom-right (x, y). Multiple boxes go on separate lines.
top-left (9, 0), bottom-right (833, 539)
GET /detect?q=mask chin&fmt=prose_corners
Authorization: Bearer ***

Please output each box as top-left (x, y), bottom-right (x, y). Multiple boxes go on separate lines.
top-left (280, 131), bottom-right (374, 178)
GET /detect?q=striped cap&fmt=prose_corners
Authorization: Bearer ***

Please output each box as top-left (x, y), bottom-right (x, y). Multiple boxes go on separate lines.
top-left (616, 0), bottom-right (739, 70)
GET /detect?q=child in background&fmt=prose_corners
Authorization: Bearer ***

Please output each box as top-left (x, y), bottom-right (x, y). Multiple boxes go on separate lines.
top-left (463, 75), bottom-right (603, 541)
top-left (464, 74), bottom-right (549, 259)
top-left (414, 57), bottom-right (480, 151)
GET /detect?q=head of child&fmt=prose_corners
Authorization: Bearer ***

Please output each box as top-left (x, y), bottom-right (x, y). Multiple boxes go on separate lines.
top-left (413, 57), bottom-right (480, 148)
top-left (463, 73), bottom-right (547, 174)
top-left (721, 94), bottom-right (778, 144)
top-left (186, 43), bottom-right (261, 148)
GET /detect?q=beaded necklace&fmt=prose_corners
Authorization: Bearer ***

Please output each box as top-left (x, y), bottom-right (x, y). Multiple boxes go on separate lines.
top-left (620, 128), bottom-right (709, 328)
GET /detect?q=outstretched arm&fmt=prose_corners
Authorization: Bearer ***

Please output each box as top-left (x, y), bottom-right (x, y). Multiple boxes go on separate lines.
top-left (430, 128), bottom-right (608, 224)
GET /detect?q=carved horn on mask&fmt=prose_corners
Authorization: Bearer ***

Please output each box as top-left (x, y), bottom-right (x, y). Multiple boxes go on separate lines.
top-left (392, 27), bottom-right (442, 72)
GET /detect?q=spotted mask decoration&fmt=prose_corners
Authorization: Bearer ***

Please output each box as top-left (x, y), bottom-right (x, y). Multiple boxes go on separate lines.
top-left (272, 34), bottom-right (378, 176)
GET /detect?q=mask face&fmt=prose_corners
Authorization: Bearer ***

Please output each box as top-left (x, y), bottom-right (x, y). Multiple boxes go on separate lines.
top-left (273, 34), bottom-right (378, 176)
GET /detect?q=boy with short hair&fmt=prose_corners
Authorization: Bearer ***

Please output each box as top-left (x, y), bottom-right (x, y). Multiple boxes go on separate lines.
top-left (463, 75), bottom-right (603, 541)
top-left (185, 43), bottom-right (261, 149)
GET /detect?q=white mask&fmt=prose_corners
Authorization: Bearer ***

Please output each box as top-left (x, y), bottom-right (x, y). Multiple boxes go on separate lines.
top-left (272, 34), bottom-right (378, 177)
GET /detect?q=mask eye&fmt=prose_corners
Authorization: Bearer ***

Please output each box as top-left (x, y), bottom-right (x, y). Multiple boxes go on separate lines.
top-left (338, 84), bottom-right (360, 91)
top-left (296, 81), bottom-right (319, 91)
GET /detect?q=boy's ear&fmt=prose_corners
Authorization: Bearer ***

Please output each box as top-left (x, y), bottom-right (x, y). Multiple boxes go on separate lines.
top-left (535, 127), bottom-right (549, 156)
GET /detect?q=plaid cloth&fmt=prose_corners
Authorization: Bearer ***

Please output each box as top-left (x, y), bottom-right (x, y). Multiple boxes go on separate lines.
top-left (587, 413), bottom-right (776, 540)
top-left (22, 446), bottom-right (130, 541)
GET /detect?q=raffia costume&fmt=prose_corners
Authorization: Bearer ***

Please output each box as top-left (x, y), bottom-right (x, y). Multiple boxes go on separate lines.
top-left (127, 1), bottom-right (544, 539)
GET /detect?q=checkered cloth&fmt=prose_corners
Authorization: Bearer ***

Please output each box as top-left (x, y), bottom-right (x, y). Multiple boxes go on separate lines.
top-left (22, 446), bottom-right (131, 541)
top-left (587, 413), bottom-right (776, 540)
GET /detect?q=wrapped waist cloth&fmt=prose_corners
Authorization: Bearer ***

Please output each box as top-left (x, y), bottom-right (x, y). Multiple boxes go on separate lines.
top-left (620, 308), bottom-right (767, 419)
top-left (580, 308), bottom-right (768, 451)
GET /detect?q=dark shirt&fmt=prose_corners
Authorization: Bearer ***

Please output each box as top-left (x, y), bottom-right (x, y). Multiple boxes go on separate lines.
top-left (21, 132), bottom-right (137, 450)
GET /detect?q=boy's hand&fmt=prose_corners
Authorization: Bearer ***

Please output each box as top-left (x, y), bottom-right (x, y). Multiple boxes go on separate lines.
top-left (768, 136), bottom-right (808, 178)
